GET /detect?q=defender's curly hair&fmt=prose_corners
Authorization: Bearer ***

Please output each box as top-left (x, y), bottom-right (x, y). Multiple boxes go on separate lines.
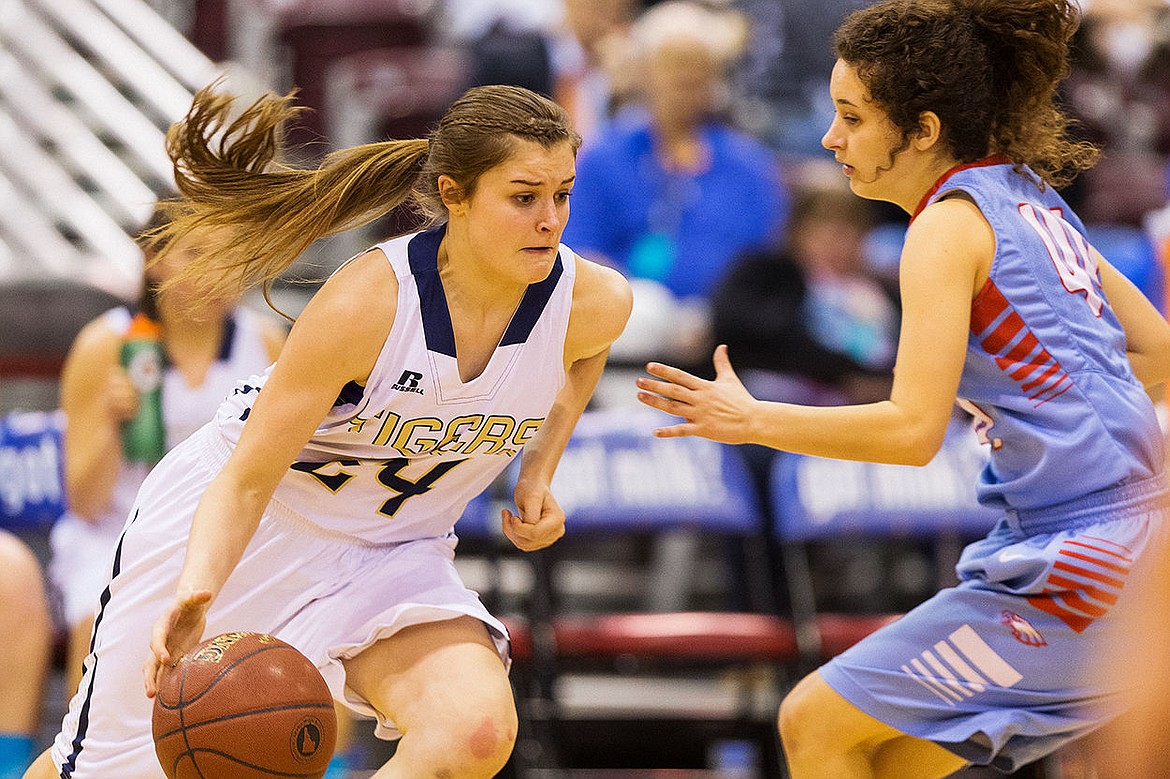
top-left (834, 0), bottom-right (1098, 188)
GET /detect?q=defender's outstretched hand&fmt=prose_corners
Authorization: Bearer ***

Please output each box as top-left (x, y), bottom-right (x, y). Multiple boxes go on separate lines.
top-left (636, 344), bottom-right (759, 444)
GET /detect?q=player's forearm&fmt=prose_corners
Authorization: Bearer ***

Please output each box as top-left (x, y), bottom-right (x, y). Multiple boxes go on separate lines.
top-left (175, 476), bottom-right (266, 600)
top-left (519, 350), bottom-right (608, 487)
top-left (65, 428), bottom-right (124, 520)
top-left (748, 398), bottom-right (946, 466)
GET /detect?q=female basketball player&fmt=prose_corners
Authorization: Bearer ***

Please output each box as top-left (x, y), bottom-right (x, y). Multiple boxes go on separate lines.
top-left (26, 83), bottom-right (631, 779)
top-left (51, 205), bottom-right (286, 696)
top-left (635, 0), bottom-right (1170, 776)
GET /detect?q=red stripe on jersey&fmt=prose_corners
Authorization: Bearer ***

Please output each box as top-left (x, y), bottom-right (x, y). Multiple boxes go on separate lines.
top-left (1052, 560), bottom-right (1125, 589)
top-left (1056, 590), bottom-right (1109, 617)
top-left (1000, 331), bottom-right (1041, 365)
top-left (981, 312), bottom-right (1025, 353)
top-left (1058, 548), bottom-right (1131, 575)
top-left (968, 278), bottom-right (1073, 404)
top-left (1066, 539), bottom-right (1135, 563)
top-left (1079, 535), bottom-right (1135, 555)
top-left (1021, 362), bottom-right (1063, 393)
top-left (1009, 349), bottom-right (1054, 382)
top-left (1031, 377), bottom-right (1074, 406)
top-left (970, 279), bottom-right (1011, 335)
top-left (1026, 592), bottom-right (1094, 633)
top-left (1046, 574), bottom-right (1120, 606)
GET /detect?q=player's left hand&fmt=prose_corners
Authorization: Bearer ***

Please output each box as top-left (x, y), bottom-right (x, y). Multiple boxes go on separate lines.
top-left (636, 344), bottom-right (758, 444)
top-left (502, 482), bottom-right (565, 551)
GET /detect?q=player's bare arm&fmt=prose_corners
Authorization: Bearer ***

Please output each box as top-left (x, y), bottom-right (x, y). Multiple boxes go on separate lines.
top-left (145, 250), bottom-right (398, 692)
top-left (59, 319), bottom-right (139, 520)
top-left (637, 197), bottom-right (988, 465)
top-left (502, 257), bottom-right (631, 550)
top-left (1096, 249), bottom-right (1170, 389)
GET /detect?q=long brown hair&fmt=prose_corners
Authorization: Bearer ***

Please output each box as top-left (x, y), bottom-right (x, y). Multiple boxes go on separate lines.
top-left (834, 0), bottom-right (1098, 188)
top-left (150, 82), bottom-right (580, 305)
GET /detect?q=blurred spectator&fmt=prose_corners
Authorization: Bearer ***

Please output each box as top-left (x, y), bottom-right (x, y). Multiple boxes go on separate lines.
top-left (1062, 0), bottom-right (1170, 224)
top-left (553, 0), bottom-right (638, 140)
top-left (439, 0), bottom-right (636, 142)
top-left (0, 530), bottom-right (51, 779)
top-left (712, 177), bottom-right (897, 410)
top-left (437, 1), bottom-right (563, 97)
top-left (49, 206), bottom-right (286, 698)
top-left (730, 0), bottom-right (874, 157)
top-left (563, 0), bottom-right (788, 368)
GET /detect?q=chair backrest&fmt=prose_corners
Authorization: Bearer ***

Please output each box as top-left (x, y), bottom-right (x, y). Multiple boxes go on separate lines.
top-left (451, 488), bottom-right (497, 539)
top-left (0, 409), bottom-right (67, 529)
top-left (1084, 223), bottom-right (1164, 313)
top-left (770, 421), bottom-right (999, 542)
top-left (541, 408), bottom-right (763, 536)
top-left (863, 221), bottom-right (1166, 315)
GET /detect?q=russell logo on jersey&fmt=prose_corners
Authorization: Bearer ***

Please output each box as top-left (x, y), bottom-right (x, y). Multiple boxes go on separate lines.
top-left (392, 370), bottom-right (425, 394)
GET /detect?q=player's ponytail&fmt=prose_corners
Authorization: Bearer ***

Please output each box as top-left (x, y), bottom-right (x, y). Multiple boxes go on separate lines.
top-left (150, 84), bottom-right (429, 306)
top-left (150, 81), bottom-right (579, 310)
top-left (963, 0), bottom-right (1098, 186)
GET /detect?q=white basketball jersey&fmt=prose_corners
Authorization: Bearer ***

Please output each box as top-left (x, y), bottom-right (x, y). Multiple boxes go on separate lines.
top-left (215, 226), bottom-right (576, 544)
top-left (102, 305), bottom-right (277, 523)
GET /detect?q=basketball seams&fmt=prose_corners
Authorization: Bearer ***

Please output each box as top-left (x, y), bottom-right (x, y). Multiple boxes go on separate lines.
top-left (153, 632), bottom-right (336, 779)
top-left (173, 748), bottom-right (327, 778)
top-left (172, 644), bottom-right (297, 708)
top-left (152, 701), bottom-right (335, 740)
top-left (175, 662), bottom-right (207, 779)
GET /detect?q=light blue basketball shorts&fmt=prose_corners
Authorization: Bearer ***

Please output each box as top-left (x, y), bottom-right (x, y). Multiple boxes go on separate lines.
top-left (819, 473), bottom-right (1170, 772)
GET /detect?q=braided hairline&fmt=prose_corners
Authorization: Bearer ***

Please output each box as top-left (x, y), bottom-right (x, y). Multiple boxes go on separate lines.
top-left (441, 116), bottom-right (573, 141)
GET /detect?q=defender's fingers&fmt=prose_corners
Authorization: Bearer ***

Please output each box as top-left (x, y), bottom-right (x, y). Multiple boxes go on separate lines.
top-left (644, 362), bottom-right (705, 389)
top-left (636, 391), bottom-right (695, 419)
top-left (635, 377), bottom-right (695, 403)
top-left (652, 423), bottom-right (696, 439)
top-left (711, 344), bottom-right (737, 377)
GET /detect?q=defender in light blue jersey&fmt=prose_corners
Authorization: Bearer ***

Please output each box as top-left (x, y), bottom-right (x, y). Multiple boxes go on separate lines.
top-left (635, 0), bottom-right (1170, 776)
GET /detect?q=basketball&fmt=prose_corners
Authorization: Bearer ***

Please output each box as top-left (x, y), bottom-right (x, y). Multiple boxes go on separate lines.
top-left (152, 631), bottom-right (337, 779)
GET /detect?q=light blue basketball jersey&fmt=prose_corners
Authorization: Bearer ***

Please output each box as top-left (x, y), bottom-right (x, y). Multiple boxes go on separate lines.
top-left (923, 157), bottom-right (1164, 511)
top-left (819, 158), bottom-right (1170, 772)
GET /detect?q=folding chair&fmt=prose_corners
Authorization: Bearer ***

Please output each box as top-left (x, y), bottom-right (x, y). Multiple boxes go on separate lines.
top-left (498, 407), bottom-right (796, 775)
top-left (769, 420), bottom-right (999, 672)
top-left (1084, 223), bottom-right (1164, 313)
top-left (0, 409), bottom-right (67, 532)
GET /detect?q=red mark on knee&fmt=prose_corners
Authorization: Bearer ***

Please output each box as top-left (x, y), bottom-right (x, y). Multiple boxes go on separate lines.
top-left (468, 718), bottom-right (500, 760)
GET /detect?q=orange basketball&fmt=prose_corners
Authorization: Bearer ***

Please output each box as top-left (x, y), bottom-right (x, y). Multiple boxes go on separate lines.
top-left (152, 631), bottom-right (337, 779)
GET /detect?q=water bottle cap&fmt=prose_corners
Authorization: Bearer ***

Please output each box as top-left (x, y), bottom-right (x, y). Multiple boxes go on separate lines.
top-left (126, 312), bottom-right (162, 339)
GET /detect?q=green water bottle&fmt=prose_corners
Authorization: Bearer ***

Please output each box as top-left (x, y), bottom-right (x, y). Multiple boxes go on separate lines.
top-left (121, 313), bottom-right (166, 464)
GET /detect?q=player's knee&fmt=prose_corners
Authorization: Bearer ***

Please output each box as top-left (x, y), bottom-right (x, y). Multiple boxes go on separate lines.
top-left (441, 702), bottom-right (518, 778)
top-left (778, 672), bottom-right (833, 759)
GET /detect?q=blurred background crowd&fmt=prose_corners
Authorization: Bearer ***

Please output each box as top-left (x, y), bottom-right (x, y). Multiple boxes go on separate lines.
top-left (0, 0), bottom-right (1168, 776)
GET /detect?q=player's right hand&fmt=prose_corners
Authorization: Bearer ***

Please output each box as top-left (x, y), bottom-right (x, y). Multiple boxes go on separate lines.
top-left (105, 368), bottom-right (140, 422)
top-left (502, 481), bottom-right (566, 551)
top-left (144, 589), bottom-right (213, 698)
